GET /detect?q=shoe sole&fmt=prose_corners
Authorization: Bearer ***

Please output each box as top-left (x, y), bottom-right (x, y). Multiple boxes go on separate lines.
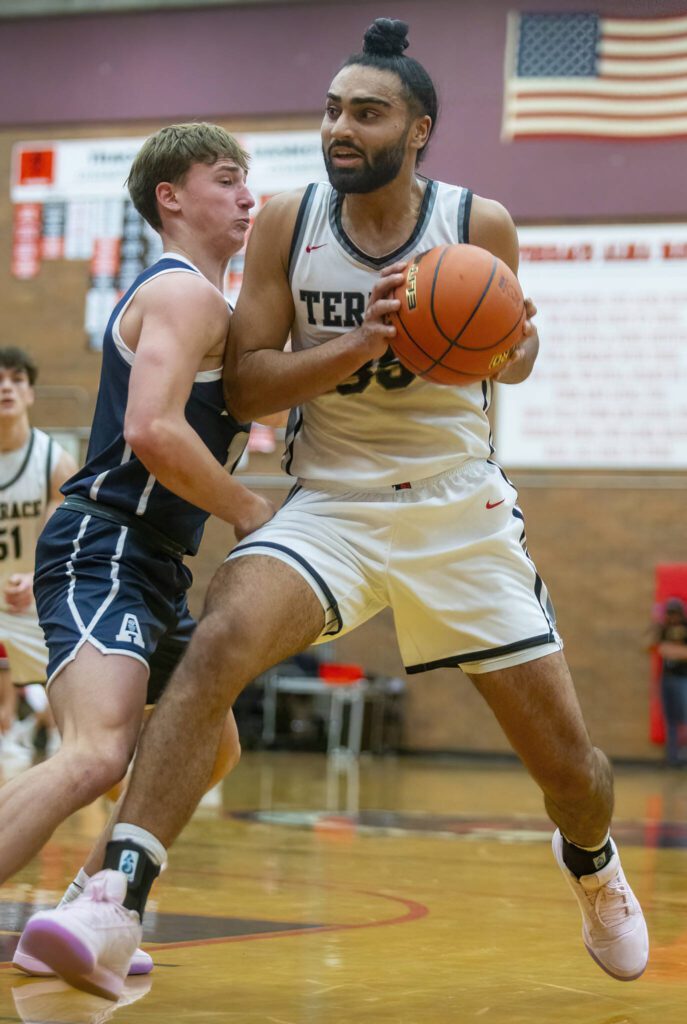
top-left (584, 942), bottom-right (648, 982)
top-left (13, 946), bottom-right (152, 978)
top-left (20, 919), bottom-right (124, 1001)
top-left (12, 949), bottom-right (54, 977)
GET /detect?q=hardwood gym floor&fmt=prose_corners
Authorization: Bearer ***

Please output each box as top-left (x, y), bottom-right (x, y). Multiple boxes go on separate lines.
top-left (1, 751), bottom-right (686, 1023)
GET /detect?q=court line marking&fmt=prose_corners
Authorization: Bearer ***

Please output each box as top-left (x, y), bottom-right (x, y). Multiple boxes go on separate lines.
top-left (141, 884), bottom-right (428, 953)
top-left (0, 880), bottom-right (428, 963)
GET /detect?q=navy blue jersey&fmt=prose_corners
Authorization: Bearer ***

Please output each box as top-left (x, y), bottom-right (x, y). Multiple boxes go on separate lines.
top-left (63, 254), bottom-right (249, 554)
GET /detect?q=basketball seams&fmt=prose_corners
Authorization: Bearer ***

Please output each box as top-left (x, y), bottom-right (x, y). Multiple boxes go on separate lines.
top-left (394, 307), bottom-right (441, 371)
top-left (428, 245), bottom-right (453, 344)
top-left (390, 314), bottom-right (488, 384)
top-left (487, 305), bottom-right (526, 351)
top-left (426, 253), bottom-right (498, 374)
top-left (391, 243), bottom-right (525, 386)
top-left (447, 257), bottom-right (498, 347)
top-left (394, 261), bottom-right (509, 384)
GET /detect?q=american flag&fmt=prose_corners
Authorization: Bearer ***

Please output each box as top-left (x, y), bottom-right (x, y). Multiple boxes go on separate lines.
top-left (502, 11), bottom-right (687, 139)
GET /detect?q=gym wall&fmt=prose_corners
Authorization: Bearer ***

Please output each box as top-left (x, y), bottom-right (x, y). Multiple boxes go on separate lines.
top-left (1, 0), bottom-right (684, 759)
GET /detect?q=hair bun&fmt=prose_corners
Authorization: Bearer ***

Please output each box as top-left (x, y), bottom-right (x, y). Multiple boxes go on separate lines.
top-left (362, 18), bottom-right (409, 58)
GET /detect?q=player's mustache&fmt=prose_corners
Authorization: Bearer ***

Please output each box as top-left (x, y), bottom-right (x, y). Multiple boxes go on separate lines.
top-left (328, 143), bottom-right (366, 158)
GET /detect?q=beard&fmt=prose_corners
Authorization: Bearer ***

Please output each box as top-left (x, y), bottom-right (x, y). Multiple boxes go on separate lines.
top-left (324, 134), bottom-right (408, 194)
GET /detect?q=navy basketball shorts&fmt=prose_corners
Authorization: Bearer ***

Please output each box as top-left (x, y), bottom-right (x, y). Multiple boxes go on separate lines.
top-left (34, 506), bottom-right (195, 702)
top-left (228, 458), bottom-right (563, 675)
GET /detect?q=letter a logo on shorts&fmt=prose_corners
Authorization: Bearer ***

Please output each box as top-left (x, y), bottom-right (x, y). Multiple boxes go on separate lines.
top-left (116, 612), bottom-right (145, 648)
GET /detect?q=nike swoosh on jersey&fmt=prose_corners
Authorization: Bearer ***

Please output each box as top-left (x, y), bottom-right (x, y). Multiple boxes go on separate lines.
top-left (305, 243), bottom-right (327, 253)
top-left (486, 499), bottom-right (505, 509)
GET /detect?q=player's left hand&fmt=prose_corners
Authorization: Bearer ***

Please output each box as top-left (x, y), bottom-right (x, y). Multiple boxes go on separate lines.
top-left (4, 573), bottom-right (34, 613)
top-left (493, 297), bottom-right (539, 384)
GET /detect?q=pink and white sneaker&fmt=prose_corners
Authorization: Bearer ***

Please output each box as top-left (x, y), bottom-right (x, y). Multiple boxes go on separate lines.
top-left (552, 829), bottom-right (649, 980)
top-left (19, 870), bottom-right (142, 1001)
top-left (13, 937), bottom-right (152, 977)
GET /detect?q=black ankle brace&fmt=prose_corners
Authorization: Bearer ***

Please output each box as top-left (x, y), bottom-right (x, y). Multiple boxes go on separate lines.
top-left (104, 839), bottom-right (161, 918)
top-left (561, 835), bottom-right (614, 879)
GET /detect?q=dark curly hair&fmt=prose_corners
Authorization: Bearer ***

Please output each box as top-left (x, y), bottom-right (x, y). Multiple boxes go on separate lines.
top-left (341, 18), bottom-right (439, 163)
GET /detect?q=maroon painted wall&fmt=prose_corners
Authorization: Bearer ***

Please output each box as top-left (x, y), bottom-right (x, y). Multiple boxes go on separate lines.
top-left (2, 0), bottom-right (685, 219)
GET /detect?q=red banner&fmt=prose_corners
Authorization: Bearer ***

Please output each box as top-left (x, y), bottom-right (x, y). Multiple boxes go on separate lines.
top-left (650, 564), bottom-right (687, 744)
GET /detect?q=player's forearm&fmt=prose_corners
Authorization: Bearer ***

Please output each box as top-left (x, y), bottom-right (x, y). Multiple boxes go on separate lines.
top-left (227, 333), bottom-right (376, 421)
top-left (126, 420), bottom-right (260, 529)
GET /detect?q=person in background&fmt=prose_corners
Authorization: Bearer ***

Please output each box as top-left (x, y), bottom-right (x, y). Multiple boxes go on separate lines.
top-left (651, 597), bottom-right (687, 767)
top-left (0, 348), bottom-right (77, 760)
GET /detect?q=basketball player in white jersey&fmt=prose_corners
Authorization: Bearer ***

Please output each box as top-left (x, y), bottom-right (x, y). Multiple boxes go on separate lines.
top-left (32, 19), bottom-right (647, 995)
top-left (0, 348), bottom-right (76, 754)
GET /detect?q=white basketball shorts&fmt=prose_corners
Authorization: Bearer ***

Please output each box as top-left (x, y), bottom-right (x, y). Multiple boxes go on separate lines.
top-left (229, 458), bottom-right (563, 675)
top-left (0, 608), bottom-right (49, 684)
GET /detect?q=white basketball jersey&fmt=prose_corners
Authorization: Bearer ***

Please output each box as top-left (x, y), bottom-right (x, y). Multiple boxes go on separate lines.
top-left (0, 428), bottom-right (59, 612)
top-left (285, 179), bottom-right (494, 486)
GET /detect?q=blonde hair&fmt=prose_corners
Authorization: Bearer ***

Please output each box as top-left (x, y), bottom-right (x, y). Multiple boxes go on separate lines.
top-left (127, 122), bottom-right (249, 229)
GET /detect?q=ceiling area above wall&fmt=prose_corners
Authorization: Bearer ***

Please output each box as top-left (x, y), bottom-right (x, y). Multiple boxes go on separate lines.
top-left (0, 0), bottom-right (332, 16)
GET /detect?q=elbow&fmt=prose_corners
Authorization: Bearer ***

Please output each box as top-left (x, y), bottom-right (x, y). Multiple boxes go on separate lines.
top-left (224, 351), bottom-right (268, 423)
top-left (227, 399), bottom-right (254, 424)
top-left (123, 418), bottom-right (172, 475)
top-left (223, 381), bottom-right (253, 425)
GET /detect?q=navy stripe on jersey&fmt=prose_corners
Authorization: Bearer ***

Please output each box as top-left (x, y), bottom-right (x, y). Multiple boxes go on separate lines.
top-left (328, 178), bottom-right (439, 269)
top-left (283, 482), bottom-right (303, 506)
top-left (460, 189), bottom-right (473, 244)
top-left (0, 429), bottom-right (36, 490)
top-left (283, 406), bottom-right (303, 476)
top-left (490, 459), bottom-right (558, 634)
top-left (44, 436), bottom-right (54, 508)
top-left (288, 184), bottom-right (318, 282)
top-left (482, 381), bottom-right (495, 455)
top-left (63, 257), bottom-right (249, 556)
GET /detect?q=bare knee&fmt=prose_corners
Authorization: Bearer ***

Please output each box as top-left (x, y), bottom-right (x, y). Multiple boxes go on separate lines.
top-left (542, 745), bottom-right (613, 812)
top-left (55, 740), bottom-right (133, 804)
top-left (182, 610), bottom-right (268, 705)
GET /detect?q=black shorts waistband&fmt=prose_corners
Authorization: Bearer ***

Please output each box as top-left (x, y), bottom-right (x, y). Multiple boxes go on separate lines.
top-left (61, 495), bottom-right (187, 559)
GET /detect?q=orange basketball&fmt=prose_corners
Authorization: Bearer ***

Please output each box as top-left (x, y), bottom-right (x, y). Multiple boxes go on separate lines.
top-left (389, 243), bottom-right (526, 385)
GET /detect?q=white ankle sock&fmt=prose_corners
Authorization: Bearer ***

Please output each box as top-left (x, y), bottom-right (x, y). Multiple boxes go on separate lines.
top-left (570, 831), bottom-right (612, 853)
top-left (112, 823), bottom-right (167, 868)
top-left (58, 866), bottom-right (90, 907)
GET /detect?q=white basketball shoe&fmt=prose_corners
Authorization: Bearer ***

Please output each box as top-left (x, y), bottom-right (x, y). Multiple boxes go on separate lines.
top-left (552, 829), bottom-right (649, 980)
top-left (13, 936), bottom-right (152, 978)
top-left (19, 871), bottom-right (142, 1001)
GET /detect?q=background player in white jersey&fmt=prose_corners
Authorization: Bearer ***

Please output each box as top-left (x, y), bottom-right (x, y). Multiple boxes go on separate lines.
top-left (6, 123), bottom-right (275, 989)
top-left (32, 20), bottom-right (647, 995)
top-left (0, 348), bottom-right (77, 756)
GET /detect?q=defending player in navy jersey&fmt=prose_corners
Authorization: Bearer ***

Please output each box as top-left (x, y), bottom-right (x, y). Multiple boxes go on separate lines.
top-left (4, 123), bottom-right (274, 982)
top-left (30, 21), bottom-right (647, 997)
